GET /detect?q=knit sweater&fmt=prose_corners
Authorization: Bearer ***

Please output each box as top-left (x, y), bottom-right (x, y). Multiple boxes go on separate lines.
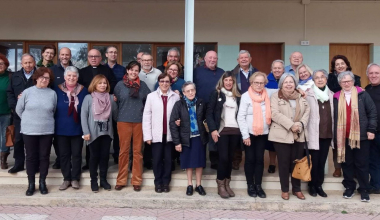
top-left (0, 71), bottom-right (10, 115)
top-left (16, 86), bottom-right (57, 135)
top-left (193, 66), bottom-right (224, 103)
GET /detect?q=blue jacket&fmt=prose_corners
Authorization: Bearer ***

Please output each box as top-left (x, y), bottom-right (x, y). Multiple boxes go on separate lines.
top-left (266, 73), bottom-right (279, 89)
top-left (54, 85), bottom-right (88, 136)
top-left (50, 61), bottom-right (74, 87)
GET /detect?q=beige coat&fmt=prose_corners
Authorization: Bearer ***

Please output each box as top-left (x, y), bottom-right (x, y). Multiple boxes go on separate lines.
top-left (305, 87), bottom-right (334, 150)
top-left (268, 91), bottom-right (310, 144)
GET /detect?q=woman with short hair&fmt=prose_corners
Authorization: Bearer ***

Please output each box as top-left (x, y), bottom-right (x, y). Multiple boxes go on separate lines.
top-left (295, 64), bottom-right (314, 91)
top-left (36, 45), bottom-right (56, 68)
top-left (0, 53), bottom-right (11, 169)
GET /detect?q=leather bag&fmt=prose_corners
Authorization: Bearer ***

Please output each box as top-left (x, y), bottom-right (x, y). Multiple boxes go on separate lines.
top-left (292, 122), bottom-right (312, 181)
top-left (5, 125), bottom-right (15, 147)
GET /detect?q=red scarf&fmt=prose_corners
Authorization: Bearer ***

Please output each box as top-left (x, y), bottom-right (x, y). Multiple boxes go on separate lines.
top-left (123, 75), bottom-right (141, 97)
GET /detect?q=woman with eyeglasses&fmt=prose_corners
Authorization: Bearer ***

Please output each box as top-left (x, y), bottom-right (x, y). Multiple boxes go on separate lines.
top-left (16, 67), bottom-right (57, 196)
top-left (143, 73), bottom-right (180, 193)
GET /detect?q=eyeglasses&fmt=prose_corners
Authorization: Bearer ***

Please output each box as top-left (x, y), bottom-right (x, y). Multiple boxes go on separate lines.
top-left (141, 59), bottom-right (153, 62)
top-left (39, 76), bottom-right (50, 81)
top-left (88, 55), bottom-right (101, 59)
top-left (341, 80), bottom-right (353, 85)
top-left (253, 82), bottom-right (265, 86)
top-left (159, 80), bottom-right (170, 84)
top-left (168, 68), bottom-right (178, 73)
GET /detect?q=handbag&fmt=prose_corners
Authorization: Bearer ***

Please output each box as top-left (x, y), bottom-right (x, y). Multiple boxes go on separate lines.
top-left (292, 122), bottom-right (312, 181)
top-left (5, 125), bottom-right (15, 147)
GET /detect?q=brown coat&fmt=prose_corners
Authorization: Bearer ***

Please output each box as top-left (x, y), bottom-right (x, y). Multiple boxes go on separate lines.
top-left (268, 91), bottom-right (310, 144)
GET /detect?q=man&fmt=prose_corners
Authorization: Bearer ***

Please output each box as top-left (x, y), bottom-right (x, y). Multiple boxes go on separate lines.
top-left (284, 51), bottom-right (303, 75)
top-left (266, 59), bottom-right (285, 89)
top-left (193, 50), bottom-right (224, 170)
top-left (105, 46), bottom-right (126, 82)
top-left (51, 47), bottom-right (73, 87)
top-left (157, 48), bottom-right (184, 74)
top-left (37, 45), bottom-right (56, 68)
top-left (7, 54), bottom-right (37, 173)
top-left (78, 49), bottom-right (117, 170)
top-left (136, 52), bottom-right (144, 63)
top-left (365, 63), bottom-right (380, 194)
top-left (230, 50), bottom-right (259, 170)
top-left (138, 52), bottom-right (161, 92)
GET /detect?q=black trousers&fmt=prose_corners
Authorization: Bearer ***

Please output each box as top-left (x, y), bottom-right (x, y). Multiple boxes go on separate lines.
top-left (217, 134), bottom-right (240, 180)
top-left (56, 135), bottom-right (83, 181)
top-left (143, 142), bottom-right (152, 167)
top-left (23, 134), bottom-right (53, 181)
top-left (13, 116), bottom-right (25, 166)
top-left (309, 138), bottom-right (331, 188)
top-left (112, 120), bottom-right (120, 161)
top-left (52, 136), bottom-right (59, 164)
top-left (209, 151), bottom-right (219, 167)
top-left (244, 134), bottom-right (267, 185)
top-left (151, 135), bottom-right (173, 186)
top-left (342, 139), bottom-right (371, 192)
top-left (273, 142), bottom-right (304, 192)
top-left (89, 135), bottom-right (111, 182)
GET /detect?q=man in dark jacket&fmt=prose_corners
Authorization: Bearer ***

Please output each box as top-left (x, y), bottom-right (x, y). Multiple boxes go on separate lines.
top-left (230, 50), bottom-right (259, 170)
top-left (365, 63), bottom-right (380, 194)
top-left (6, 53), bottom-right (36, 173)
top-left (50, 47), bottom-right (73, 87)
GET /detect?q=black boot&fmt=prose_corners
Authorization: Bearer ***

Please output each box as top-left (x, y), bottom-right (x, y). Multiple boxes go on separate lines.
top-left (26, 177), bottom-right (35, 196)
top-left (247, 184), bottom-right (257, 197)
top-left (100, 179), bottom-right (111, 191)
top-left (8, 160), bottom-right (25, 174)
top-left (255, 185), bottom-right (266, 198)
top-left (39, 178), bottom-right (48, 195)
top-left (308, 186), bottom-right (317, 197)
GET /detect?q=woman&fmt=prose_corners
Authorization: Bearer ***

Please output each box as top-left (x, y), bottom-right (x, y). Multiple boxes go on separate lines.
top-left (114, 61), bottom-right (150, 192)
top-left (143, 73), bottom-right (180, 193)
top-left (268, 73), bottom-right (310, 200)
top-left (16, 67), bottom-right (57, 196)
top-left (36, 45), bottom-right (56, 68)
top-left (328, 55), bottom-right (361, 177)
top-left (296, 64), bottom-right (314, 91)
top-left (0, 54), bottom-right (11, 169)
top-left (206, 71), bottom-right (241, 199)
top-left (54, 66), bottom-right (88, 190)
top-left (238, 72), bottom-right (276, 198)
top-left (81, 75), bottom-right (117, 193)
top-left (154, 61), bottom-right (185, 97)
top-left (169, 81), bottom-right (208, 196)
top-left (305, 69), bottom-right (334, 198)
top-left (333, 71), bottom-right (376, 202)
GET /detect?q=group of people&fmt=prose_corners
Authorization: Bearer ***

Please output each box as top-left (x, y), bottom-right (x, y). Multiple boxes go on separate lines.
top-left (0, 46), bottom-right (379, 203)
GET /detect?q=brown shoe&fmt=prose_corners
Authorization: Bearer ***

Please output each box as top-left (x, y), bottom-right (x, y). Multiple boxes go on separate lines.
top-left (133, 185), bottom-right (141, 192)
top-left (114, 185), bottom-right (125, 191)
top-left (1, 152), bottom-right (10, 169)
top-left (333, 168), bottom-right (342, 177)
top-left (281, 192), bottom-right (289, 200)
top-left (292, 191), bottom-right (305, 200)
top-left (225, 178), bottom-right (235, 197)
top-left (216, 179), bottom-right (229, 199)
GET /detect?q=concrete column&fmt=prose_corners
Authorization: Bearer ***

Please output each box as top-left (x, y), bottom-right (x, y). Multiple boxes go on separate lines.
top-left (184, 0), bottom-right (194, 81)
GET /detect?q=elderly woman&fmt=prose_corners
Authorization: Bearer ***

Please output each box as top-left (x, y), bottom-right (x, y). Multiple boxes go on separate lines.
top-left (268, 73), bottom-right (310, 200)
top-left (206, 71), bottom-right (241, 199)
top-left (333, 71), bottom-right (377, 202)
top-left (81, 75), bottom-right (117, 193)
top-left (328, 55), bottom-right (361, 177)
top-left (36, 45), bottom-right (56, 68)
top-left (143, 73), bottom-right (180, 193)
top-left (296, 64), bottom-right (314, 91)
top-left (169, 81), bottom-right (208, 196)
top-left (16, 67), bottom-right (57, 196)
top-left (305, 69), bottom-right (334, 198)
top-left (265, 60), bottom-right (284, 173)
top-left (238, 72), bottom-right (277, 198)
top-left (0, 54), bottom-right (11, 169)
top-left (54, 66), bottom-right (88, 190)
top-left (114, 61), bottom-right (150, 192)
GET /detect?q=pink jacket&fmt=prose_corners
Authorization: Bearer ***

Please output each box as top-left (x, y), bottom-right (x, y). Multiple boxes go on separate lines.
top-left (143, 88), bottom-right (180, 143)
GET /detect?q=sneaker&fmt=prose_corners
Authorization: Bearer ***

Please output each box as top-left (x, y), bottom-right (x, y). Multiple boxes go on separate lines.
top-left (361, 192), bottom-right (370, 202)
top-left (343, 188), bottom-right (355, 199)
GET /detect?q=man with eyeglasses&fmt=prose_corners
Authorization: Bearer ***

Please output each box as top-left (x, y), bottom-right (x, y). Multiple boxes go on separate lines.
top-left (78, 49), bottom-right (117, 170)
top-left (105, 46), bottom-right (125, 82)
top-left (138, 52), bottom-right (162, 92)
top-left (230, 50), bottom-right (259, 170)
top-left (157, 48), bottom-right (184, 75)
top-left (6, 53), bottom-right (37, 173)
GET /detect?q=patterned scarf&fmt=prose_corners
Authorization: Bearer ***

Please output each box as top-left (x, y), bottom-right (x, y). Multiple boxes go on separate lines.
top-left (59, 82), bottom-right (84, 123)
top-left (171, 76), bottom-right (178, 84)
top-left (123, 74), bottom-right (140, 98)
top-left (336, 86), bottom-right (361, 163)
top-left (279, 89), bottom-right (302, 140)
top-left (184, 96), bottom-right (199, 136)
top-left (91, 91), bottom-right (111, 122)
top-left (248, 87), bottom-right (271, 135)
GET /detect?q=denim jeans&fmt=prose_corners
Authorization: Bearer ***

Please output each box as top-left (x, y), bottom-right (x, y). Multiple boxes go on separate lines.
top-left (0, 114), bottom-right (11, 153)
top-left (369, 133), bottom-right (380, 190)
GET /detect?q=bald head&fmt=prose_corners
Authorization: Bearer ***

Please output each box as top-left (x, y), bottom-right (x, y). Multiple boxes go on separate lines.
top-left (205, 51), bottom-right (218, 70)
top-left (59, 47), bottom-right (72, 67)
top-left (289, 51), bottom-right (303, 68)
top-left (88, 49), bottom-right (102, 67)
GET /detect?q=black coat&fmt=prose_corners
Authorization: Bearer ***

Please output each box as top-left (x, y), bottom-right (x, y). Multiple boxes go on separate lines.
top-left (78, 64), bottom-right (117, 94)
top-left (328, 72), bottom-right (361, 93)
top-left (7, 68), bottom-right (36, 116)
top-left (169, 98), bottom-right (208, 147)
top-left (50, 61), bottom-right (74, 87)
top-left (333, 90), bottom-right (377, 144)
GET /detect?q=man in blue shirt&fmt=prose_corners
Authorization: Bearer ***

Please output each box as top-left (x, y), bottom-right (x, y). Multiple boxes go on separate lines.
top-left (105, 46), bottom-right (126, 82)
top-left (284, 51), bottom-right (303, 75)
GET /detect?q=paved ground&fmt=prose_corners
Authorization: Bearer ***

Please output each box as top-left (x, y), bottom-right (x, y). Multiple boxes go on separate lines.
top-left (0, 206), bottom-right (380, 220)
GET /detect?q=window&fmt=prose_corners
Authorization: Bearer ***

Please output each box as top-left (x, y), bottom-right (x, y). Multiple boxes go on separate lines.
top-left (58, 43), bottom-right (88, 69)
top-left (122, 44), bottom-right (151, 67)
top-left (0, 42), bottom-right (23, 72)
